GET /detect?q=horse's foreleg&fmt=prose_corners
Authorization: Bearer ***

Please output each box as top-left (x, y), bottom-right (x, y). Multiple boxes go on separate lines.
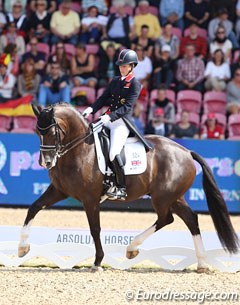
top-left (18, 184), bottom-right (67, 257)
top-left (84, 202), bottom-right (104, 272)
top-left (172, 199), bottom-right (209, 272)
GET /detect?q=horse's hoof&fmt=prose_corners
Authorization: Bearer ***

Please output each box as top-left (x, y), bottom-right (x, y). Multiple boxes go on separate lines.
top-left (126, 250), bottom-right (139, 259)
top-left (18, 244), bottom-right (30, 257)
top-left (90, 265), bottom-right (103, 273)
top-left (197, 267), bottom-right (209, 274)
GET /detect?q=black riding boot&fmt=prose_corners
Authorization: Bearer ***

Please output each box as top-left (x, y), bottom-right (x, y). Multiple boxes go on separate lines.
top-left (107, 154), bottom-right (127, 200)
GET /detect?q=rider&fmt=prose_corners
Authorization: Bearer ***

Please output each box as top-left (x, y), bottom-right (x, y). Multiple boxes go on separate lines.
top-left (83, 49), bottom-right (151, 200)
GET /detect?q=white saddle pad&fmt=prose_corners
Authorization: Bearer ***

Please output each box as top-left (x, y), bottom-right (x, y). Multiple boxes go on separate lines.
top-left (93, 125), bottom-right (147, 175)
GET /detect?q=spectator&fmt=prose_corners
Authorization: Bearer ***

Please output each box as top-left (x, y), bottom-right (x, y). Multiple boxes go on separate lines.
top-left (209, 0), bottom-right (236, 22)
top-left (134, 0), bottom-right (161, 40)
top-left (209, 26), bottom-right (232, 63)
top-left (152, 44), bottom-right (175, 89)
top-left (231, 52), bottom-right (240, 77)
top-left (29, 0), bottom-right (57, 14)
top-left (133, 44), bottom-right (152, 91)
top-left (148, 84), bottom-right (175, 131)
top-left (145, 107), bottom-right (169, 136)
top-left (170, 110), bottom-right (199, 139)
top-left (132, 102), bottom-right (145, 135)
top-left (103, 1), bottom-right (134, 48)
top-left (0, 22), bottom-right (25, 57)
top-left (27, 0), bottom-right (51, 44)
top-left (80, 6), bottom-right (104, 44)
top-left (4, 43), bottom-right (19, 76)
top-left (17, 57), bottom-right (41, 103)
top-left (50, 0), bottom-right (80, 46)
top-left (131, 24), bottom-right (154, 58)
top-left (112, 0), bottom-right (136, 8)
top-left (81, 0), bottom-right (108, 16)
top-left (176, 43), bottom-right (205, 92)
top-left (160, 0), bottom-right (184, 31)
top-left (208, 8), bottom-right (239, 49)
top-left (47, 42), bottom-right (71, 75)
top-left (235, 0), bottom-right (240, 42)
top-left (22, 37), bottom-right (46, 75)
top-left (0, 7), bottom-right (6, 34)
top-left (6, 0), bottom-right (28, 34)
top-left (200, 113), bottom-right (225, 140)
top-left (180, 22), bottom-right (207, 60)
top-left (204, 49), bottom-right (230, 92)
top-left (184, 0), bottom-right (210, 29)
top-left (70, 43), bottom-right (97, 88)
top-left (155, 23), bottom-right (180, 60)
top-left (98, 43), bottom-right (119, 88)
top-left (226, 68), bottom-right (240, 114)
top-left (38, 61), bottom-right (70, 107)
top-left (4, 0), bottom-right (27, 14)
top-left (0, 53), bottom-right (16, 101)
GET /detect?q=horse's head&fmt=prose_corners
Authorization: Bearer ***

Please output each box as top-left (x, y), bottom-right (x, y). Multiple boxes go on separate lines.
top-left (32, 103), bottom-right (90, 170)
top-left (32, 104), bottom-right (66, 169)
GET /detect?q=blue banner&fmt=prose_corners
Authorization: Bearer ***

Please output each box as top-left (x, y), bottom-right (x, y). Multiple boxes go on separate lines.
top-left (0, 133), bottom-right (239, 212)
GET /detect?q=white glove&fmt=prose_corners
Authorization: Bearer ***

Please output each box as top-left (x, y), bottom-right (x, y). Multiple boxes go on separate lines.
top-left (100, 114), bottom-right (111, 125)
top-left (82, 107), bottom-right (93, 118)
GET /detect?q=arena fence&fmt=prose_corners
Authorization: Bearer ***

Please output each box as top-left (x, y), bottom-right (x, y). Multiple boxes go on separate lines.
top-left (0, 227), bottom-right (239, 272)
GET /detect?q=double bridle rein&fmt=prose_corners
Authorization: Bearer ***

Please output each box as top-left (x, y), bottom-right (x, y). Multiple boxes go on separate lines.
top-left (37, 118), bottom-right (95, 158)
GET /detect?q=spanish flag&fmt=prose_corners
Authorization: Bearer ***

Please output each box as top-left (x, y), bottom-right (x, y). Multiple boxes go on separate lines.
top-left (0, 95), bottom-right (34, 116)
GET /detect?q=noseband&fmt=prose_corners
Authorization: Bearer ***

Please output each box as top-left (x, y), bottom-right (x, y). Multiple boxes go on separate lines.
top-left (37, 118), bottom-right (93, 158)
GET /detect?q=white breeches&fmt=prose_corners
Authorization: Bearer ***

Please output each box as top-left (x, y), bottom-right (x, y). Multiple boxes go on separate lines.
top-left (105, 118), bottom-right (129, 161)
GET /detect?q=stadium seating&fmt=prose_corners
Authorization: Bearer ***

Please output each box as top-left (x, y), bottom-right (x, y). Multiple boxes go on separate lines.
top-left (149, 89), bottom-right (176, 104)
top-left (0, 114), bottom-right (12, 132)
top-left (183, 27), bottom-right (207, 39)
top-left (176, 90), bottom-right (202, 113)
top-left (11, 115), bottom-right (37, 134)
top-left (172, 27), bottom-right (182, 40)
top-left (135, 5), bottom-right (159, 16)
top-left (228, 114), bottom-right (240, 138)
top-left (26, 42), bottom-right (50, 60)
top-left (71, 86), bottom-right (96, 104)
top-left (203, 91), bottom-right (227, 114)
top-left (109, 5), bottom-right (134, 15)
top-left (86, 44), bottom-right (99, 55)
top-left (51, 43), bottom-right (76, 59)
top-left (175, 112), bottom-right (200, 127)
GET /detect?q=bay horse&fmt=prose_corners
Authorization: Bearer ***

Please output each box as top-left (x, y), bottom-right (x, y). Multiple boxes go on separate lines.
top-left (18, 103), bottom-right (239, 272)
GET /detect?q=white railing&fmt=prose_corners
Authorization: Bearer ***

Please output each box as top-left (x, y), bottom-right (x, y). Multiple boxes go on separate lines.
top-left (0, 227), bottom-right (239, 272)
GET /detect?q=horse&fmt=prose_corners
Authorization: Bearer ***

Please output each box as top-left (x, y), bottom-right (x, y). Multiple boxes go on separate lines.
top-left (18, 103), bottom-right (239, 272)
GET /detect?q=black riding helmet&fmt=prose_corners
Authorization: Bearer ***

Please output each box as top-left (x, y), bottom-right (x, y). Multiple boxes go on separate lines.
top-left (115, 49), bottom-right (138, 67)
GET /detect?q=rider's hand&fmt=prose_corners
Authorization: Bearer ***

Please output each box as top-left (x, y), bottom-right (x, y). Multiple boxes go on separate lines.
top-left (100, 114), bottom-right (111, 125)
top-left (82, 107), bottom-right (93, 118)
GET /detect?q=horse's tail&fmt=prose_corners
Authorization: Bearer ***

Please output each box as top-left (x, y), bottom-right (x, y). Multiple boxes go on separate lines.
top-left (191, 151), bottom-right (239, 254)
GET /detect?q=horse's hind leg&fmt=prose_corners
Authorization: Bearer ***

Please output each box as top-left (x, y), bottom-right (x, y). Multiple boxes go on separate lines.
top-left (172, 198), bottom-right (209, 272)
top-left (18, 184), bottom-right (67, 257)
top-left (126, 203), bottom-right (174, 259)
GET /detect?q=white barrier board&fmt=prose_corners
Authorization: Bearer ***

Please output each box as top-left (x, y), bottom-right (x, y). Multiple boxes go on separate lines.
top-left (0, 226), bottom-right (239, 272)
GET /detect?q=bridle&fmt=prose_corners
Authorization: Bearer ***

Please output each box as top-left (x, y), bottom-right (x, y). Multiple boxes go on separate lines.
top-left (37, 117), bottom-right (96, 159)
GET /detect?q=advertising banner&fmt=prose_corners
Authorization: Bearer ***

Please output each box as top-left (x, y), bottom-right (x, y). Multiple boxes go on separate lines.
top-left (0, 133), bottom-right (239, 213)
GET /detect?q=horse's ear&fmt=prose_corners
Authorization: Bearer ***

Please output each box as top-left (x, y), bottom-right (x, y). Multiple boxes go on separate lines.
top-left (32, 104), bottom-right (42, 117)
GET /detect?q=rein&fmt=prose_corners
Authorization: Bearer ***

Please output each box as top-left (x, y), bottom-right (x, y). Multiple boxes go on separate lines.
top-left (37, 119), bottom-right (102, 158)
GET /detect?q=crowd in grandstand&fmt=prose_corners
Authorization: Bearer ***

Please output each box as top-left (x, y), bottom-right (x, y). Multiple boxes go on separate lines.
top-left (0, 0), bottom-right (240, 139)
